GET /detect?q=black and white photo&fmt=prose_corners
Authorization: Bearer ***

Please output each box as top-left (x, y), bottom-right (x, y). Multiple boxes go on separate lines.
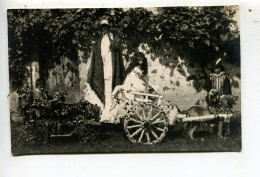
top-left (8, 6), bottom-right (241, 155)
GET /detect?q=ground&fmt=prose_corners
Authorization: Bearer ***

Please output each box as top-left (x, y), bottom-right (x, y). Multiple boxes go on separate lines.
top-left (11, 113), bottom-right (241, 155)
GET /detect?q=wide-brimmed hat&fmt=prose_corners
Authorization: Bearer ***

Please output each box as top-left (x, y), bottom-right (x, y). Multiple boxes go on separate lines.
top-left (99, 19), bottom-right (110, 27)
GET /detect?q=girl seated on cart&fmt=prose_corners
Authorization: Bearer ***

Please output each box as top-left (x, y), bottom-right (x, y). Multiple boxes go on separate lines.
top-left (84, 52), bottom-right (156, 123)
top-left (110, 52), bottom-right (179, 126)
top-left (110, 52), bottom-right (162, 122)
top-left (112, 52), bottom-right (150, 99)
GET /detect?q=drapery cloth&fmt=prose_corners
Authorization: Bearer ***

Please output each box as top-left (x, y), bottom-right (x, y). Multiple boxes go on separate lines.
top-left (87, 32), bottom-right (125, 106)
top-left (86, 32), bottom-right (125, 122)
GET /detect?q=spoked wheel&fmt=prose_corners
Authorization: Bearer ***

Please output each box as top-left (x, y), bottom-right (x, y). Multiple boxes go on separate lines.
top-left (20, 124), bottom-right (49, 145)
top-left (80, 129), bottom-right (98, 144)
top-left (124, 103), bottom-right (168, 144)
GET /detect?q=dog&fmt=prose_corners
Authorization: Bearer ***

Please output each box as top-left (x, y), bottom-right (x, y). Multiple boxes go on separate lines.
top-left (181, 94), bottom-right (238, 140)
top-left (181, 106), bottom-right (215, 139)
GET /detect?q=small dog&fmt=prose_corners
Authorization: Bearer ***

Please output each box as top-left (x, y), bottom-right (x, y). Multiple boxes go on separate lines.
top-left (181, 106), bottom-right (215, 139)
top-left (219, 94), bottom-right (238, 109)
top-left (181, 94), bottom-right (238, 139)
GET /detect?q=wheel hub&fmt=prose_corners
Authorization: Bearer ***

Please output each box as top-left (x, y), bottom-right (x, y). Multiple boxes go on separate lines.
top-left (125, 103), bottom-right (168, 144)
top-left (143, 121), bottom-right (151, 130)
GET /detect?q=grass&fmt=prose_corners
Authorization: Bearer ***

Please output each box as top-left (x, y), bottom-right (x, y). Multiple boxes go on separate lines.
top-left (11, 114), bottom-right (241, 155)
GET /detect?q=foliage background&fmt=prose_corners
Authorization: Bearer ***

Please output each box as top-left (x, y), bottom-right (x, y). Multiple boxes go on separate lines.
top-left (8, 7), bottom-right (240, 88)
top-left (8, 7), bottom-right (240, 111)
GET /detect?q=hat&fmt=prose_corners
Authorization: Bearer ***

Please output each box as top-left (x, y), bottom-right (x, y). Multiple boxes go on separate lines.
top-left (99, 19), bottom-right (109, 27)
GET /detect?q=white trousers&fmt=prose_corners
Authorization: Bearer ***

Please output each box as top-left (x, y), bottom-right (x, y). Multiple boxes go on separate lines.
top-left (101, 76), bottom-right (113, 121)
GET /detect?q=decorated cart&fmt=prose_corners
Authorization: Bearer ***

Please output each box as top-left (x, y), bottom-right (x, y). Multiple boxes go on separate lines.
top-left (17, 89), bottom-right (101, 145)
top-left (17, 86), bottom-right (235, 145)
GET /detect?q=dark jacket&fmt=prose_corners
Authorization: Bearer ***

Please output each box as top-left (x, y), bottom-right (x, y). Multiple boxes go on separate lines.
top-left (223, 76), bottom-right (232, 95)
top-left (87, 33), bottom-right (125, 105)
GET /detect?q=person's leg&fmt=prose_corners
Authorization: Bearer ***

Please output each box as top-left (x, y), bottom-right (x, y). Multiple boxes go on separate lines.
top-left (101, 77), bottom-right (113, 122)
top-left (105, 77), bottom-right (112, 111)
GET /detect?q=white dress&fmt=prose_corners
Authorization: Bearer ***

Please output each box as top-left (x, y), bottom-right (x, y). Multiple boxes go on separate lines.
top-left (112, 67), bottom-right (146, 97)
top-left (110, 67), bottom-right (147, 122)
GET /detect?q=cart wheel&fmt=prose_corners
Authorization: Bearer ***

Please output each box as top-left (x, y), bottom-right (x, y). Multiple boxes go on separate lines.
top-left (20, 124), bottom-right (49, 145)
top-left (80, 129), bottom-right (98, 144)
top-left (124, 103), bottom-right (168, 144)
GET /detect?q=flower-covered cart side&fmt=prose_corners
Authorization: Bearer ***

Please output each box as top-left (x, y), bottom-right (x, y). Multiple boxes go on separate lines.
top-left (17, 89), bottom-right (101, 145)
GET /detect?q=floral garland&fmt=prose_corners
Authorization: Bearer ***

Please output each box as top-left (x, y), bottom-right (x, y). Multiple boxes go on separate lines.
top-left (110, 88), bottom-right (132, 112)
top-left (17, 87), bottom-right (101, 125)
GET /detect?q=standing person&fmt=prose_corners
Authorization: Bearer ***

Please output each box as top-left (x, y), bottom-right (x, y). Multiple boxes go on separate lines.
top-left (86, 18), bottom-right (125, 122)
top-left (208, 59), bottom-right (232, 106)
top-left (210, 64), bottom-right (232, 97)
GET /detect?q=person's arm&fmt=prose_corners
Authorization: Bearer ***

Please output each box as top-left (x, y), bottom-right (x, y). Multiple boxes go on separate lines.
top-left (109, 33), bottom-right (121, 51)
top-left (44, 91), bottom-right (53, 100)
top-left (112, 85), bottom-right (123, 96)
top-left (44, 92), bottom-right (59, 103)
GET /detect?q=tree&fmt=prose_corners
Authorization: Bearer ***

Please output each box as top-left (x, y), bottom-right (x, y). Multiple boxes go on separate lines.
top-left (8, 6), bottom-right (240, 91)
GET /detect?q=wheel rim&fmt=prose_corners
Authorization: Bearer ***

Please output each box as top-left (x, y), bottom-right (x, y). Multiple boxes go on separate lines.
top-left (21, 125), bottom-right (48, 145)
top-left (124, 103), bottom-right (168, 144)
top-left (81, 129), bottom-right (98, 144)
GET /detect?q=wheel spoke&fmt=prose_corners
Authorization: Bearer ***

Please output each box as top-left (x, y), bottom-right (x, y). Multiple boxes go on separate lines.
top-left (152, 119), bottom-right (166, 125)
top-left (128, 118), bottom-right (142, 124)
top-left (138, 130), bottom-right (145, 143)
top-left (151, 112), bottom-right (161, 121)
top-left (125, 103), bottom-right (168, 145)
top-left (136, 110), bottom-right (144, 121)
top-left (130, 127), bottom-right (143, 138)
top-left (142, 109), bottom-right (147, 120)
top-left (146, 131), bottom-right (151, 144)
top-left (147, 107), bottom-right (153, 119)
top-left (155, 127), bottom-right (165, 132)
top-left (127, 124), bottom-right (142, 129)
top-left (150, 129), bottom-right (159, 139)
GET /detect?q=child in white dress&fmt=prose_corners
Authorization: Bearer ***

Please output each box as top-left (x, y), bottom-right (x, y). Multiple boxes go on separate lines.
top-left (110, 52), bottom-right (150, 122)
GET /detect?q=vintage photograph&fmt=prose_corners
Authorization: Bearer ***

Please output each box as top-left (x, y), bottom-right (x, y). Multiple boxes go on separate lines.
top-left (8, 6), bottom-right (241, 155)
